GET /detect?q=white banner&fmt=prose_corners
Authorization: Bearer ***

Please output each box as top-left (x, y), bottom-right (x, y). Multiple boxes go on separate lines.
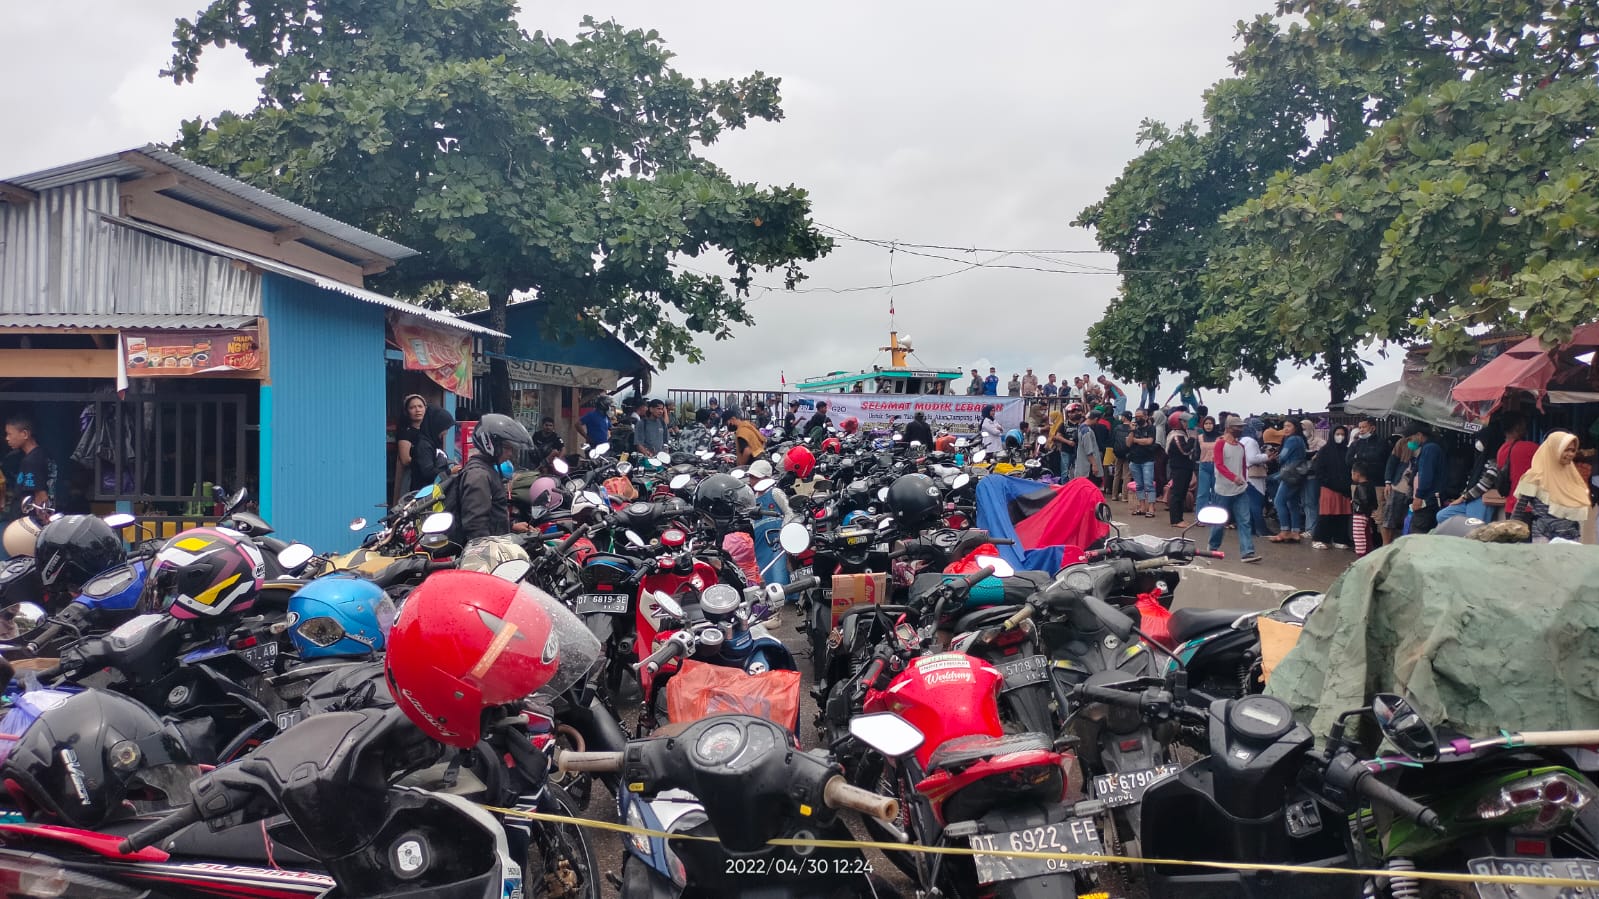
top-left (791, 393), bottom-right (1025, 436)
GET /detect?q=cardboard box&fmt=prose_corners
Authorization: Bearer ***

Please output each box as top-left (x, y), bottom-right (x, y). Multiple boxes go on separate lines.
top-left (831, 572), bottom-right (889, 628)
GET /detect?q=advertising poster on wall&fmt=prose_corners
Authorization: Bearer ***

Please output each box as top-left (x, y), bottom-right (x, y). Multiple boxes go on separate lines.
top-left (122, 329), bottom-right (262, 376)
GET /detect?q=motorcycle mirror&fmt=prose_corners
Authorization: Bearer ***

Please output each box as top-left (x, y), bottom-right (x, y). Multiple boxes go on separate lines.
top-left (952, 473), bottom-right (971, 490)
top-left (101, 512), bottom-right (136, 530)
top-left (1025, 459), bottom-right (1040, 468)
top-left (491, 559), bottom-right (532, 583)
top-left (1371, 693), bottom-right (1439, 762)
top-left (229, 487), bottom-right (249, 509)
top-left (1196, 505), bottom-right (1230, 527)
top-left (910, 440), bottom-right (924, 449)
top-left (670, 473), bottom-right (692, 491)
top-left (1279, 591), bottom-right (1324, 622)
top-left (730, 468), bottom-right (747, 480)
top-left (849, 712), bottom-right (925, 758)
top-left (877, 486), bottom-right (889, 502)
top-left (779, 521), bottom-right (811, 554)
top-left (1081, 594), bottom-right (1135, 641)
top-left (19, 497), bottom-right (36, 514)
top-left (770, 452), bottom-right (784, 464)
top-left (277, 543), bottom-right (315, 570)
top-left (893, 433), bottom-right (903, 442)
top-left (2, 602), bottom-right (47, 632)
top-left (625, 529), bottom-right (645, 548)
top-left (955, 438), bottom-right (970, 449)
top-left (1094, 503), bottom-right (1113, 524)
top-left (551, 457), bottom-right (570, 475)
top-left (580, 491), bottom-right (605, 507)
top-left (697, 449), bottom-right (714, 460)
top-left (420, 512), bottom-right (454, 535)
top-left (349, 517), bottom-right (368, 532)
top-left (652, 590), bottom-right (685, 620)
top-left (752, 477), bottom-right (776, 494)
top-left (617, 461), bottom-right (633, 476)
top-left (877, 516), bottom-right (896, 532)
top-left (657, 451), bottom-right (672, 464)
top-left (596, 442), bottom-right (613, 458)
top-left (211, 484), bottom-right (228, 502)
top-left (973, 554), bottom-right (1014, 578)
top-left (972, 450), bottom-right (988, 464)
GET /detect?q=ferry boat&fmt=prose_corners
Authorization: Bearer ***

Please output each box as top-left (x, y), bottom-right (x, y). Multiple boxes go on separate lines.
top-left (794, 331), bottom-right (962, 395)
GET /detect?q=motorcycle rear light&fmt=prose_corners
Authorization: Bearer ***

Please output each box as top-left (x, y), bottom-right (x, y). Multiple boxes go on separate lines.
top-left (1474, 772), bottom-right (1595, 831)
top-left (230, 635), bottom-right (258, 650)
top-left (994, 628), bottom-right (1028, 648)
top-left (1514, 837), bottom-right (1549, 856)
top-left (1118, 738), bottom-right (1144, 753)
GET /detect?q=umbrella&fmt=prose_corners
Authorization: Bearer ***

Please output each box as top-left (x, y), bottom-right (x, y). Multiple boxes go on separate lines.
top-left (1344, 380), bottom-right (1399, 416)
top-left (1451, 348), bottom-right (1557, 403)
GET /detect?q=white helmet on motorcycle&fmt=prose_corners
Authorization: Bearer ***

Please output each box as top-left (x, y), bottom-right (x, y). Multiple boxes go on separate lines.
top-left (2, 516), bottom-right (42, 558)
top-left (457, 535), bottom-right (531, 574)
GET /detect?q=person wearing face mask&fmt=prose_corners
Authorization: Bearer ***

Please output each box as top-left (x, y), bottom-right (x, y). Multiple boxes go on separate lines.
top-left (1406, 423), bottom-right (1447, 534)
top-left (1209, 416), bottom-right (1262, 563)
top-left (1310, 425), bottom-right (1355, 549)
top-left (457, 414), bottom-right (535, 541)
top-left (1512, 431), bottom-right (1591, 542)
top-left (1196, 415), bottom-right (1220, 511)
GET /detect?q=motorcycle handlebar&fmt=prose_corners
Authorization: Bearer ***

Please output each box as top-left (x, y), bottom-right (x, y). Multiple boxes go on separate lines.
top-left (1354, 769), bottom-right (1443, 833)
top-left (558, 525), bottom-right (591, 555)
top-left (783, 575), bottom-right (820, 595)
top-left (557, 750), bottom-right (625, 774)
top-left (118, 802), bottom-right (202, 854)
top-left (26, 623), bottom-right (64, 654)
top-left (35, 664), bottom-right (62, 682)
top-left (964, 566), bottom-right (996, 586)
top-left (636, 633), bottom-right (689, 676)
top-left (1075, 683), bottom-right (1149, 710)
top-left (823, 775), bottom-right (900, 822)
top-left (1134, 556), bottom-right (1173, 570)
top-left (1201, 550), bottom-right (1226, 559)
top-left (1001, 602), bottom-right (1035, 631)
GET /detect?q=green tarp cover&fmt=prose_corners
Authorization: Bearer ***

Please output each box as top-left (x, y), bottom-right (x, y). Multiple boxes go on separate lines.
top-left (1267, 536), bottom-right (1599, 740)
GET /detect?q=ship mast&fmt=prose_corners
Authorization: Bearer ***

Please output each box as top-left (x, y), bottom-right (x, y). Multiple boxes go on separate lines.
top-left (881, 331), bottom-right (909, 369)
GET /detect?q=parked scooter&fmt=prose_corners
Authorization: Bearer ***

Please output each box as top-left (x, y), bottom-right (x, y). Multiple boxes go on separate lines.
top-left (558, 713), bottom-right (902, 898)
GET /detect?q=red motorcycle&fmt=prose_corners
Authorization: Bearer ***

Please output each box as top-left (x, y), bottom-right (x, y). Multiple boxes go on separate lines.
top-left (847, 569), bottom-right (1108, 898)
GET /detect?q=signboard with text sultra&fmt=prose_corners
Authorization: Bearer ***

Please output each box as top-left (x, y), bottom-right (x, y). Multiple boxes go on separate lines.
top-left (791, 393), bottom-right (1024, 436)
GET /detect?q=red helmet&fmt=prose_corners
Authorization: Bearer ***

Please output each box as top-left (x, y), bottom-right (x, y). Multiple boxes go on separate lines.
top-left (840, 417), bottom-right (860, 435)
top-left (1168, 411), bottom-right (1188, 431)
top-left (784, 445), bottom-right (816, 479)
top-left (1065, 402), bottom-right (1084, 414)
top-left (384, 570), bottom-right (559, 748)
top-left (821, 437), bottom-right (843, 455)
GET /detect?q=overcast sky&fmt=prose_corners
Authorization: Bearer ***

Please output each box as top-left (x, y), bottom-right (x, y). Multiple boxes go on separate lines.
top-left (0, 0), bottom-right (1401, 412)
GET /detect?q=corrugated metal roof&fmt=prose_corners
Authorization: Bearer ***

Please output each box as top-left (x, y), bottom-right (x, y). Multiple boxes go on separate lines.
top-left (0, 313), bottom-right (256, 330)
top-left (1, 147), bottom-right (416, 262)
top-left (102, 214), bottom-right (504, 338)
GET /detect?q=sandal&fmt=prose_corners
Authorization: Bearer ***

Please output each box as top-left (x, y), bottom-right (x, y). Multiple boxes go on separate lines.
top-left (1269, 534), bottom-right (1291, 543)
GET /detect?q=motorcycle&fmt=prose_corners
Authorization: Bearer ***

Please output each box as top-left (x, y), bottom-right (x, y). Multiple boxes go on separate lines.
top-left (841, 571), bottom-right (1107, 898)
top-left (558, 713), bottom-right (901, 898)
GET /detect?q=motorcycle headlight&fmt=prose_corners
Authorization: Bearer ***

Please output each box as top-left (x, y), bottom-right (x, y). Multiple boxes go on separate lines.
top-left (1472, 772), bottom-right (1596, 832)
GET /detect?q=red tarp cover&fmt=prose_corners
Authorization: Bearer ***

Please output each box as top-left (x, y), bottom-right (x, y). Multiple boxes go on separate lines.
top-left (1012, 478), bottom-right (1111, 554)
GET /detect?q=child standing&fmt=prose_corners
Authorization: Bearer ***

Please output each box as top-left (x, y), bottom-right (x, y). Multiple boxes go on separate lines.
top-left (1350, 466), bottom-right (1380, 557)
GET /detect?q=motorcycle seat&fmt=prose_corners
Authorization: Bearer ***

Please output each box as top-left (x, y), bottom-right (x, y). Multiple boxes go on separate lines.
top-left (1167, 607), bottom-right (1253, 643)
top-left (926, 732), bottom-right (1050, 772)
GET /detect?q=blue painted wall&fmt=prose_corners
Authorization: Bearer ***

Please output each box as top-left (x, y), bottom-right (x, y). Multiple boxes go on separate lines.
top-left (462, 303), bottom-right (649, 373)
top-left (260, 274), bottom-right (386, 553)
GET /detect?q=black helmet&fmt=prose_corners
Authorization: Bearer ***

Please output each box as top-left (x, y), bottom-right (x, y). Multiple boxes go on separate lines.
top-left (693, 473), bottom-right (756, 526)
top-left (1, 689), bottom-right (198, 829)
top-left (35, 515), bottom-right (126, 598)
top-left (471, 413), bottom-right (534, 458)
top-left (886, 473), bottom-right (942, 525)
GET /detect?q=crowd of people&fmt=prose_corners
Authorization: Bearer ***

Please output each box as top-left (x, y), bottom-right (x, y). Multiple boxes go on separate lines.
top-left (963, 368), bottom-right (1200, 412)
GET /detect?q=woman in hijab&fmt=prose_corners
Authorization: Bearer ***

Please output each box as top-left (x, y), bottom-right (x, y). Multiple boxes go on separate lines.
top-left (1310, 424), bottom-right (1354, 550)
top-left (1513, 431), bottom-right (1591, 542)
top-left (980, 405), bottom-right (1005, 454)
top-left (395, 395), bottom-right (455, 503)
top-left (1046, 410), bottom-right (1071, 479)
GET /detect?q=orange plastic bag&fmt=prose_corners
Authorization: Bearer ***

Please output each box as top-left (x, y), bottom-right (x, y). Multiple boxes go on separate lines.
top-left (665, 660), bottom-right (802, 732)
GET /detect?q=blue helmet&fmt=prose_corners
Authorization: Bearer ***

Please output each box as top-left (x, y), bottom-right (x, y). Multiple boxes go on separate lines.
top-left (286, 574), bottom-right (395, 660)
top-left (1004, 429), bottom-right (1025, 450)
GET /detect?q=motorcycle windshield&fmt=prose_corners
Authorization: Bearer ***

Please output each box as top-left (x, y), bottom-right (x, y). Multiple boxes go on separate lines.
top-left (516, 583), bottom-right (602, 699)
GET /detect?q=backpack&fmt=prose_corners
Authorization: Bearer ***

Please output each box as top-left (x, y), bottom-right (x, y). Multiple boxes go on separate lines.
top-left (436, 465), bottom-right (470, 545)
top-left (1493, 441), bottom-right (1526, 495)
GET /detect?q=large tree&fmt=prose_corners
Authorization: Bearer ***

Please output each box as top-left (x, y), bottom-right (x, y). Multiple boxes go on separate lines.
top-left (1080, 0), bottom-right (1599, 403)
top-left (167, 0), bottom-right (831, 411)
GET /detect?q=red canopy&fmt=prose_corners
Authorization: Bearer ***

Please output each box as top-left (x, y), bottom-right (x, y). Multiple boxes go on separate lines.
top-left (1451, 350), bottom-right (1556, 403)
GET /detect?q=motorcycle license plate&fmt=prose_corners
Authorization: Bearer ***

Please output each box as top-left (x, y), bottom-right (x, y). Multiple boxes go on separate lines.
top-left (574, 593), bottom-right (630, 615)
top-left (998, 654), bottom-right (1049, 689)
top-left (240, 640), bottom-right (279, 672)
top-left (1469, 857), bottom-right (1599, 899)
top-left (968, 816), bottom-right (1105, 883)
top-left (1092, 764), bottom-right (1179, 808)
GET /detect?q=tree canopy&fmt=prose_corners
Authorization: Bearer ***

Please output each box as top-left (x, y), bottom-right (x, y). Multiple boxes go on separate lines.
top-left (167, 0), bottom-right (831, 410)
top-left (1078, 0), bottom-right (1599, 404)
